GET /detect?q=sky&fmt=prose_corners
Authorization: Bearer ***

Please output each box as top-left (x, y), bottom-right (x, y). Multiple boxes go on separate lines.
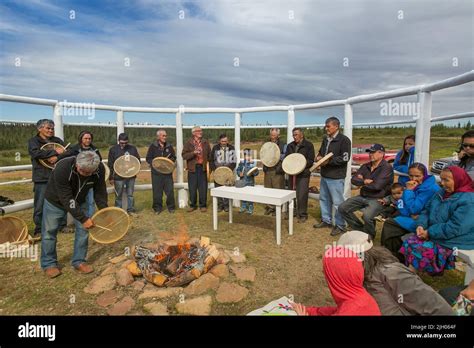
top-left (0, 0), bottom-right (473, 127)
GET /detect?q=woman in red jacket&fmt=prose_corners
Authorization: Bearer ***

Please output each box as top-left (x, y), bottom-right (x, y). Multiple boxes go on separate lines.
top-left (291, 246), bottom-right (381, 316)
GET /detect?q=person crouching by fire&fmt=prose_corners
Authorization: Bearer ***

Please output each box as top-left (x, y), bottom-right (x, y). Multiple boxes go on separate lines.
top-left (40, 151), bottom-right (108, 278)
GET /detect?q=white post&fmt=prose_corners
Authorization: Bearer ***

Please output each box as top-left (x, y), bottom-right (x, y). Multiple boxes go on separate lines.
top-left (233, 112), bottom-right (241, 207)
top-left (287, 106), bottom-right (295, 144)
top-left (116, 110), bottom-right (125, 138)
top-left (343, 103), bottom-right (353, 200)
top-left (53, 103), bottom-right (64, 141)
top-left (415, 92), bottom-right (432, 166)
top-left (176, 110), bottom-right (188, 208)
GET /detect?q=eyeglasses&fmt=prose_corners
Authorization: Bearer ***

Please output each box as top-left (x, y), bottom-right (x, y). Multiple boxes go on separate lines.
top-left (462, 143), bottom-right (474, 149)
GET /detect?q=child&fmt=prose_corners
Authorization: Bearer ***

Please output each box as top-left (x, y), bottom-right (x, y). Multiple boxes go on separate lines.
top-left (375, 183), bottom-right (404, 221)
top-left (236, 148), bottom-right (259, 214)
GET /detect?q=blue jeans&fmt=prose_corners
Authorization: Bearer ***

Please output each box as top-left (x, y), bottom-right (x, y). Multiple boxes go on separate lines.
top-left (338, 195), bottom-right (384, 238)
top-left (241, 201), bottom-right (254, 213)
top-left (40, 199), bottom-right (89, 269)
top-left (33, 182), bottom-right (66, 234)
top-left (319, 177), bottom-right (346, 229)
top-left (114, 178), bottom-right (136, 212)
top-left (86, 188), bottom-right (96, 217)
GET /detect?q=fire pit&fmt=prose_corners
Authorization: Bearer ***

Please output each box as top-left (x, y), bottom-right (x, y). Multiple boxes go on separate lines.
top-left (129, 236), bottom-right (220, 287)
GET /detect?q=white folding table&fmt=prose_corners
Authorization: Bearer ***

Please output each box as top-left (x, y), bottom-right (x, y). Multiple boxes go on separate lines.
top-left (210, 185), bottom-right (296, 245)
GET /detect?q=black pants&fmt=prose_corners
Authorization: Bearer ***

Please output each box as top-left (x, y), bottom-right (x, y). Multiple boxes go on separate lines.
top-left (214, 183), bottom-right (229, 209)
top-left (151, 172), bottom-right (175, 212)
top-left (188, 165), bottom-right (208, 208)
top-left (381, 218), bottom-right (410, 262)
top-left (438, 285), bottom-right (467, 307)
top-left (290, 175), bottom-right (309, 218)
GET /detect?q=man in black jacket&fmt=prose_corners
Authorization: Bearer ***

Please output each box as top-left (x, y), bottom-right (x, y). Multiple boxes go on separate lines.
top-left (209, 134), bottom-right (236, 212)
top-left (338, 144), bottom-right (394, 239)
top-left (313, 117), bottom-right (351, 236)
top-left (59, 130), bottom-right (103, 217)
top-left (40, 151), bottom-right (108, 278)
top-left (28, 119), bottom-right (67, 238)
top-left (263, 128), bottom-right (286, 216)
top-left (108, 133), bottom-right (141, 215)
top-left (146, 129), bottom-right (176, 214)
top-left (285, 127), bottom-right (315, 223)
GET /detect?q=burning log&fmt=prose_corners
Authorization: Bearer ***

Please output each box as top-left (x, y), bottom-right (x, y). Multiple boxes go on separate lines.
top-left (166, 269), bottom-right (197, 287)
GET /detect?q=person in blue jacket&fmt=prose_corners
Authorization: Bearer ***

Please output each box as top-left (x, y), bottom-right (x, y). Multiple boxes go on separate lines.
top-left (399, 166), bottom-right (474, 275)
top-left (393, 135), bottom-right (415, 186)
top-left (236, 148), bottom-right (259, 214)
top-left (381, 163), bottom-right (441, 259)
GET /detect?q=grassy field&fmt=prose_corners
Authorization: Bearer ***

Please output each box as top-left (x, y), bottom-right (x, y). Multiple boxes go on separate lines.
top-left (0, 128), bottom-right (469, 315)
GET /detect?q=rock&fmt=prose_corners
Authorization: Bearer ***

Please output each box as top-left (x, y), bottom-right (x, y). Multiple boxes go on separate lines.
top-left (107, 296), bottom-right (135, 316)
top-left (183, 273), bottom-right (219, 296)
top-left (131, 280), bottom-right (146, 291)
top-left (225, 250), bottom-right (246, 263)
top-left (175, 295), bottom-right (212, 315)
top-left (84, 274), bottom-right (116, 294)
top-left (143, 302), bottom-right (169, 316)
top-left (216, 250), bottom-right (230, 265)
top-left (109, 254), bottom-right (128, 264)
top-left (230, 266), bottom-right (256, 282)
top-left (138, 287), bottom-right (183, 300)
top-left (116, 268), bottom-right (134, 286)
top-left (101, 265), bottom-right (116, 276)
top-left (96, 290), bottom-right (119, 307)
top-left (215, 282), bottom-right (249, 303)
top-left (120, 259), bottom-right (134, 269)
top-left (210, 264), bottom-right (229, 278)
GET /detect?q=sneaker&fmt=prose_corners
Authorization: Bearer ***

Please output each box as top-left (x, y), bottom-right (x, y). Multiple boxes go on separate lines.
top-left (200, 208), bottom-right (207, 213)
top-left (264, 207), bottom-right (271, 215)
top-left (330, 226), bottom-right (346, 236)
top-left (44, 267), bottom-right (62, 278)
top-left (187, 207), bottom-right (197, 212)
top-left (224, 207), bottom-right (229, 212)
top-left (74, 263), bottom-right (94, 274)
top-left (298, 217), bottom-right (308, 223)
top-left (218, 207), bottom-right (224, 212)
top-left (154, 210), bottom-right (162, 215)
top-left (313, 221), bottom-right (332, 229)
top-left (239, 208), bottom-right (245, 213)
top-left (128, 211), bottom-right (138, 217)
top-left (247, 210), bottom-right (253, 215)
top-left (168, 210), bottom-right (175, 214)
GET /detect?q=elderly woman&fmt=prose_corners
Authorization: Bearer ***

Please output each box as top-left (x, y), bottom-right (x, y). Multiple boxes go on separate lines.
top-left (338, 231), bottom-right (453, 315)
top-left (291, 246), bottom-right (381, 316)
top-left (381, 163), bottom-right (440, 259)
top-left (400, 166), bottom-right (474, 275)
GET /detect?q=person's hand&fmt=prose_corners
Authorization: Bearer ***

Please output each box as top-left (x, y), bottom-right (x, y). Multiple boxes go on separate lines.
top-left (363, 179), bottom-right (373, 185)
top-left (316, 155), bottom-right (323, 161)
top-left (82, 218), bottom-right (95, 229)
top-left (55, 147), bottom-right (65, 155)
top-left (458, 149), bottom-right (466, 160)
top-left (357, 174), bottom-right (363, 179)
top-left (239, 172), bottom-right (243, 178)
top-left (460, 280), bottom-right (474, 300)
top-left (109, 179), bottom-right (114, 185)
top-left (377, 199), bottom-right (386, 205)
top-left (416, 226), bottom-right (428, 240)
top-left (48, 156), bottom-right (58, 164)
top-left (290, 302), bottom-right (308, 316)
top-left (406, 180), bottom-right (418, 190)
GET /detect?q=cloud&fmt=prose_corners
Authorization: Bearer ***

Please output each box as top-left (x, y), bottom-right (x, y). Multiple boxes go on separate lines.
top-left (0, 0), bottom-right (472, 124)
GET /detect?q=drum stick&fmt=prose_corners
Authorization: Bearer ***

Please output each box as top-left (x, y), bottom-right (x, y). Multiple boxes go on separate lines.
top-left (95, 224), bottom-right (112, 232)
top-left (64, 143), bottom-right (71, 149)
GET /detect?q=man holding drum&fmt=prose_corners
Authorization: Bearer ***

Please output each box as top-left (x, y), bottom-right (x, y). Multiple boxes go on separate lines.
top-left (108, 133), bottom-right (141, 216)
top-left (284, 127), bottom-right (315, 223)
top-left (313, 117), bottom-right (351, 236)
top-left (262, 128), bottom-right (286, 216)
top-left (209, 134), bottom-right (236, 212)
top-left (182, 126), bottom-right (212, 212)
top-left (146, 129), bottom-right (176, 214)
top-left (41, 151), bottom-right (108, 278)
top-left (28, 119), bottom-right (67, 239)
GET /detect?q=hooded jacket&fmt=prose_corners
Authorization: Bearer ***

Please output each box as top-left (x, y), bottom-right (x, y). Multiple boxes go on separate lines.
top-left (394, 175), bottom-right (441, 232)
top-left (44, 157), bottom-right (108, 223)
top-left (306, 247), bottom-right (381, 316)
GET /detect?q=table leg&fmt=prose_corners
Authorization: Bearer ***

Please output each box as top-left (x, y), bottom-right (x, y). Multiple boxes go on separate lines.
top-left (276, 205), bottom-right (281, 246)
top-left (229, 199), bottom-right (233, 223)
top-left (289, 199), bottom-right (294, 235)
top-left (213, 197), bottom-right (218, 230)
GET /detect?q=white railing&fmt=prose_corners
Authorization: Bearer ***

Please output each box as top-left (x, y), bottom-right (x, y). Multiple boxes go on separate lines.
top-left (1, 70), bottom-right (473, 210)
